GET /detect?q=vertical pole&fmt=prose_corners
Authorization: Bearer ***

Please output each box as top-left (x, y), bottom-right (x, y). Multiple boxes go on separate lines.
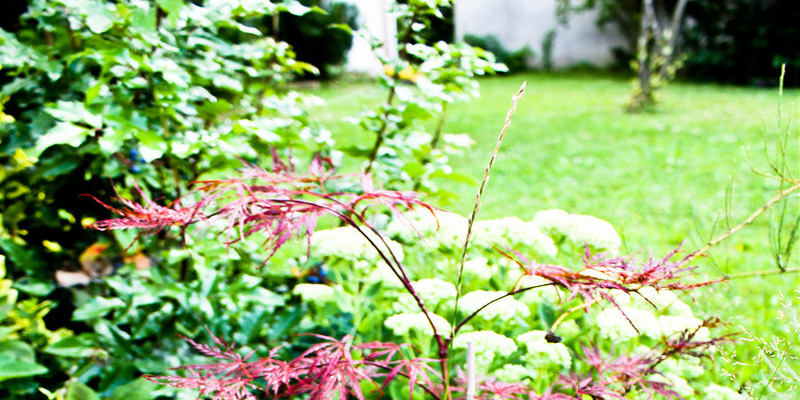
top-left (465, 341), bottom-right (476, 400)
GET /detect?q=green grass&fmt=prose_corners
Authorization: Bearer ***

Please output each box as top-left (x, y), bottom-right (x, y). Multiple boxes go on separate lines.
top-left (307, 72), bottom-right (800, 391)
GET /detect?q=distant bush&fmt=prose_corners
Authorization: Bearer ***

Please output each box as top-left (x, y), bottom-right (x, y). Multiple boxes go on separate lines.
top-left (463, 34), bottom-right (534, 73)
top-left (277, 0), bottom-right (359, 79)
top-left (681, 0), bottom-right (800, 86)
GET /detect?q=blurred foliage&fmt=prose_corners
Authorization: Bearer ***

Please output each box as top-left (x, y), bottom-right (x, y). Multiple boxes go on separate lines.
top-left (557, 0), bottom-right (799, 86)
top-left (346, 0), bottom-right (507, 202)
top-left (463, 34), bottom-right (534, 73)
top-left (0, 0), bottom-right (330, 397)
top-left (276, 0), bottom-right (359, 79)
top-left (681, 0), bottom-right (800, 87)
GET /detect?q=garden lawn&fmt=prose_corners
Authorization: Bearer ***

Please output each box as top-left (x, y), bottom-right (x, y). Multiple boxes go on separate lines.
top-left (308, 72), bottom-right (800, 388)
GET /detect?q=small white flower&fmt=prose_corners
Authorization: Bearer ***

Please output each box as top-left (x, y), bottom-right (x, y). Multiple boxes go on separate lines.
top-left (533, 209), bottom-right (621, 252)
top-left (366, 262), bottom-right (405, 289)
top-left (634, 287), bottom-right (694, 317)
top-left (442, 133), bottom-right (475, 148)
top-left (293, 283), bottom-right (334, 303)
top-left (413, 278), bottom-right (456, 306)
top-left (386, 209), bottom-right (468, 249)
top-left (704, 384), bottom-right (747, 400)
top-left (311, 227), bottom-right (404, 263)
top-left (596, 306), bottom-right (661, 341)
top-left (462, 257), bottom-right (496, 281)
top-left (649, 373), bottom-right (694, 397)
top-left (660, 357), bottom-right (704, 379)
top-left (491, 364), bottom-right (531, 382)
top-left (658, 315), bottom-right (703, 338)
top-left (516, 330), bottom-right (572, 369)
top-left (472, 218), bottom-right (557, 258)
top-left (459, 290), bottom-right (530, 320)
top-left (385, 312), bottom-right (451, 336)
top-left (453, 331), bottom-right (517, 368)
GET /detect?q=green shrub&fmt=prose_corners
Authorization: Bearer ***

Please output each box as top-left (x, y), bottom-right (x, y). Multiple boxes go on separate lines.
top-left (463, 34), bottom-right (534, 73)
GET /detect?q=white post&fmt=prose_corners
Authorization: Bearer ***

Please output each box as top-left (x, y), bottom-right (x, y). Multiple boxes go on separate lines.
top-left (466, 340), bottom-right (476, 400)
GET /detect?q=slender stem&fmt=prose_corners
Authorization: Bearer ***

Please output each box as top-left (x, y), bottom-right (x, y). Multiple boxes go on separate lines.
top-left (413, 102), bottom-right (449, 191)
top-left (365, 87), bottom-right (396, 174)
top-left (721, 267), bottom-right (800, 280)
top-left (679, 180), bottom-right (800, 267)
top-left (453, 82), bottom-right (527, 329)
top-left (453, 282), bottom-right (552, 336)
top-left (550, 299), bottom-right (598, 333)
top-left (362, 361), bottom-right (443, 400)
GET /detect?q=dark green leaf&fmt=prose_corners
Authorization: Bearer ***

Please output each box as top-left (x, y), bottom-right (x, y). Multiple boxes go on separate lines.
top-left (0, 360), bottom-right (48, 381)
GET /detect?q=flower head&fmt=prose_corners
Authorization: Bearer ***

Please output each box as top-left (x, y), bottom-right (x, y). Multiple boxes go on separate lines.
top-left (384, 312), bottom-right (451, 336)
top-left (459, 290), bottom-right (530, 320)
top-left (517, 331), bottom-right (572, 369)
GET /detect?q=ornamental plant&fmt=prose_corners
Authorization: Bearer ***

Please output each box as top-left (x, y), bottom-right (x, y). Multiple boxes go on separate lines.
top-left (87, 84), bottom-right (739, 400)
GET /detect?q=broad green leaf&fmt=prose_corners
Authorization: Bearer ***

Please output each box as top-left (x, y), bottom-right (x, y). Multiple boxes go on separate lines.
top-left (0, 340), bottom-right (35, 362)
top-left (66, 381), bottom-right (100, 400)
top-left (156, 0), bottom-right (184, 16)
top-left (73, 297), bottom-right (125, 321)
top-left (110, 378), bottom-right (157, 400)
top-left (29, 122), bottom-right (90, 158)
top-left (44, 336), bottom-right (96, 358)
top-left (0, 360), bottom-right (48, 381)
top-left (86, 12), bottom-right (113, 34)
top-left (45, 101), bottom-right (102, 126)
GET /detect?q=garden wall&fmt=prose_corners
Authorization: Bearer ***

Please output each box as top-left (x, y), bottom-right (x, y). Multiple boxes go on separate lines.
top-left (341, 0), bottom-right (398, 75)
top-left (455, 0), bottom-right (628, 68)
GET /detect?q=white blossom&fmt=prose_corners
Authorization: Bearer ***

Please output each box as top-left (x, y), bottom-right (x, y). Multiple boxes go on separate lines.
top-left (649, 373), bottom-right (694, 397)
top-left (462, 257), bottom-right (496, 281)
top-left (472, 217), bottom-right (558, 258)
top-left (413, 278), bottom-right (456, 306)
top-left (293, 283), bottom-right (334, 303)
top-left (491, 364), bottom-right (531, 382)
top-left (533, 209), bottom-right (621, 252)
top-left (311, 226), bottom-right (404, 262)
top-left (385, 312), bottom-right (451, 336)
top-left (516, 331), bottom-right (572, 369)
top-left (453, 331), bottom-right (517, 368)
top-left (658, 315), bottom-right (703, 338)
top-left (703, 384), bottom-right (747, 400)
top-left (596, 306), bottom-right (661, 341)
top-left (386, 209), bottom-right (468, 249)
top-left (459, 290), bottom-right (530, 320)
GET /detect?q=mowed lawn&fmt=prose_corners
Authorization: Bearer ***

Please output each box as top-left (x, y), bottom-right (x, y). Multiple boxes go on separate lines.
top-left (308, 72), bottom-right (799, 385)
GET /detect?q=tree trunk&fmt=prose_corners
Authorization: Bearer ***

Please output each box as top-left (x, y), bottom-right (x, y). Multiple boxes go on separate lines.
top-left (658, 0), bottom-right (690, 80)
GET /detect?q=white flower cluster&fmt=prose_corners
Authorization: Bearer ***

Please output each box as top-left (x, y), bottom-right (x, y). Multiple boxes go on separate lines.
top-left (459, 290), bottom-right (530, 320)
top-left (533, 209), bottom-right (621, 252)
top-left (384, 312), bottom-right (451, 336)
top-left (453, 331), bottom-right (517, 368)
top-left (472, 217), bottom-right (558, 258)
top-left (491, 364), bottom-right (531, 382)
top-left (311, 226), bottom-right (404, 262)
top-left (703, 384), bottom-right (747, 400)
top-left (461, 257), bottom-right (496, 281)
top-left (648, 373), bottom-right (695, 397)
top-left (366, 262), bottom-right (405, 289)
top-left (596, 306), bottom-right (662, 341)
top-left (516, 331), bottom-right (572, 369)
top-left (293, 283), bottom-right (334, 304)
top-left (601, 289), bottom-right (706, 341)
top-left (385, 209), bottom-right (468, 249)
top-left (413, 278), bottom-right (457, 306)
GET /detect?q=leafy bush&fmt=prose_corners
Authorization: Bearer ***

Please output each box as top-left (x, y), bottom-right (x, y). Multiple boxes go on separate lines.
top-left (277, 0), bottom-right (359, 79)
top-left (463, 34), bottom-right (534, 73)
top-left (681, 0), bottom-right (800, 86)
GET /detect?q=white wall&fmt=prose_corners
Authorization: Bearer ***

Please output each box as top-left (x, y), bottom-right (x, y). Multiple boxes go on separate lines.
top-left (454, 0), bottom-right (628, 68)
top-left (340, 0), bottom-right (397, 75)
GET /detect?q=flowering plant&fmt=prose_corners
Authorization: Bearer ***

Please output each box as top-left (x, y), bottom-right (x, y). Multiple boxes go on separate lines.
top-left (88, 84), bottom-right (737, 400)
